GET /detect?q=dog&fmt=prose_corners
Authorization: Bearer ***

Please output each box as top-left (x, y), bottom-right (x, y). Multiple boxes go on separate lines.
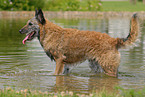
top-left (19, 9), bottom-right (139, 77)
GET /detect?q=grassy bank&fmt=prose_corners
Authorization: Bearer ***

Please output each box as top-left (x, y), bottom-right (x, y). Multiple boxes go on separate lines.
top-left (1, 87), bottom-right (145, 97)
top-left (0, 1), bottom-right (145, 12)
top-left (102, 1), bottom-right (145, 12)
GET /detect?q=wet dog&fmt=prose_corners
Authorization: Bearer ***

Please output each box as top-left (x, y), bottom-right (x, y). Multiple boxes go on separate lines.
top-left (19, 9), bottom-right (139, 77)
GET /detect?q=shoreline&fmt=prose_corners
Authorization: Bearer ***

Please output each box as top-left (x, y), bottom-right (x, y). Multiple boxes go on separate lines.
top-left (0, 11), bottom-right (145, 19)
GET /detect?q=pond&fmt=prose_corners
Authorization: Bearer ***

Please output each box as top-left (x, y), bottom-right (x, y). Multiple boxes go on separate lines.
top-left (0, 16), bottom-right (145, 94)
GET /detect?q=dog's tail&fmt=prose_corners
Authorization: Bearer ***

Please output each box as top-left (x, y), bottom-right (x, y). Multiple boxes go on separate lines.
top-left (116, 13), bottom-right (139, 49)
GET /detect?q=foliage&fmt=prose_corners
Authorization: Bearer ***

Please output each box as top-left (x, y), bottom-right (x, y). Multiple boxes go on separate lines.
top-left (115, 86), bottom-right (145, 97)
top-left (0, 87), bottom-right (145, 97)
top-left (12, 0), bottom-right (30, 11)
top-left (86, 0), bottom-right (102, 11)
top-left (45, 0), bottom-right (102, 11)
top-left (28, 0), bottom-right (45, 10)
top-left (0, 0), bottom-right (102, 11)
top-left (45, 0), bottom-right (80, 11)
top-left (0, 0), bottom-right (45, 11)
top-left (0, 0), bottom-right (13, 10)
top-left (0, 0), bottom-right (145, 11)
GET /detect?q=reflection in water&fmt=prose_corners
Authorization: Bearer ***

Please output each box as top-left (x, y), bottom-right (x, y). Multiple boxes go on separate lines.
top-left (0, 17), bottom-right (145, 94)
top-left (108, 17), bottom-right (130, 38)
top-left (52, 76), bottom-right (119, 94)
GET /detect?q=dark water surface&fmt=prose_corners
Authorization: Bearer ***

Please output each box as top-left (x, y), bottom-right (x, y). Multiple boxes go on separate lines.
top-left (0, 17), bottom-right (145, 94)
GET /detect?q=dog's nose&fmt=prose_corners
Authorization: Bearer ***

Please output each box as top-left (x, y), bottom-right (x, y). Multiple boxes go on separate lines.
top-left (19, 29), bottom-right (22, 33)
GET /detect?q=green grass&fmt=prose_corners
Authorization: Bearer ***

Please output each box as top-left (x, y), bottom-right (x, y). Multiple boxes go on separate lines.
top-left (0, 1), bottom-right (144, 12)
top-left (0, 87), bottom-right (145, 97)
top-left (102, 1), bottom-right (145, 12)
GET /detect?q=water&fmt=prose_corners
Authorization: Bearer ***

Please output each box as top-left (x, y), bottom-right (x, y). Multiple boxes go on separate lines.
top-left (0, 16), bottom-right (145, 94)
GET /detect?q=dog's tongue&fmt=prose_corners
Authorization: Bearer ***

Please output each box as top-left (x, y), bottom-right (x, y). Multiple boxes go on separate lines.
top-left (22, 35), bottom-right (29, 44)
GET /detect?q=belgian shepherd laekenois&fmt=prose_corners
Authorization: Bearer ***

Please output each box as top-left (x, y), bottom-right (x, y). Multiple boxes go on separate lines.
top-left (19, 9), bottom-right (139, 77)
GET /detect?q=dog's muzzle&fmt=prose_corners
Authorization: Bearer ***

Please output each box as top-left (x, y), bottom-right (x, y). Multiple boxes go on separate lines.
top-left (19, 29), bottom-right (23, 34)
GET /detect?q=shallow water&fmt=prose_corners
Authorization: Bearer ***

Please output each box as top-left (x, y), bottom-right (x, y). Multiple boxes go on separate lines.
top-left (0, 16), bottom-right (145, 94)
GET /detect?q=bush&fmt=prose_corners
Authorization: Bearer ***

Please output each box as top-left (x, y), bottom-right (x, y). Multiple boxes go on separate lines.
top-left (0, 0), bottom-right (13, 10)
top-left (45, 0), bottom-right (80, 11)
top-left (87, 0), bottom-right (102, 11)
top-left (45, 0), bottom-right (102, 11)
top-left (0, 0), bottom-right (45, 11)
top-left (0, 0), bottom-right (102, 11)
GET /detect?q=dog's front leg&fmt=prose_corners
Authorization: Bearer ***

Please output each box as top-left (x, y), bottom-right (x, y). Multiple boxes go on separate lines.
top-left (54, 59), bottom-right (64, 75)
top-left (63, 65), bottom-right (70, 74)
top-left (54, 54), bottom-right (66, 75)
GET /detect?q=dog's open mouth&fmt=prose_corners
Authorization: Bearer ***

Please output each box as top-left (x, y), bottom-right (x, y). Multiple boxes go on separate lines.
top-left (22, 31), bottom-right (36, 44)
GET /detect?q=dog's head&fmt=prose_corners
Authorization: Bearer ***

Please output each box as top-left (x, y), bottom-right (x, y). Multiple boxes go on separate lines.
top-left (19, 9), bottom-right (45, 44)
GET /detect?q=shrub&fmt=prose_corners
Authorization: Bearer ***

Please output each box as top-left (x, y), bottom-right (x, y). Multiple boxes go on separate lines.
top-left (0, 0), bottom-right (102, 11)
top-left (45, 0), bottom-right (80, 11)
top-left (0, 0), bottom-right (45, 11)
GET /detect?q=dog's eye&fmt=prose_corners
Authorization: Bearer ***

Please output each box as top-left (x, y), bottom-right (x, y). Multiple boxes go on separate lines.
top-left (29, 22), bottom-right (33, 25)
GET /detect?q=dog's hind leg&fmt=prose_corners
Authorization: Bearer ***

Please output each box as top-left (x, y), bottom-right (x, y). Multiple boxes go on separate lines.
top-left (88, 59), bottom-right (103, 73)
top-left (98, 51), bottom-right (120, 77)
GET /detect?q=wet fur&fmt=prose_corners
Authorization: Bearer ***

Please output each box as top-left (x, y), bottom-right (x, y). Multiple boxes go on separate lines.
top-left (19, 9), bottom-right (139, 77)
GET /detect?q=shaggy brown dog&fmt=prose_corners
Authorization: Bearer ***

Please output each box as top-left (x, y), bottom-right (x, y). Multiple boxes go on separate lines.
top-left (19, 9), bottom-right (139, 77)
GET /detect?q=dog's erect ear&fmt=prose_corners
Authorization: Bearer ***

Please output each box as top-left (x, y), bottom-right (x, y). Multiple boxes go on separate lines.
top-left (35, 9), bottom-right (46, 25)
top-left (35, 8), bottom-right (38, 16)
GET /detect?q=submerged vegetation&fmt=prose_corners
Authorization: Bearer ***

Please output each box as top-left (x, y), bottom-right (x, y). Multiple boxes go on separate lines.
top-left (1, 87), bottom-right (145, 97)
